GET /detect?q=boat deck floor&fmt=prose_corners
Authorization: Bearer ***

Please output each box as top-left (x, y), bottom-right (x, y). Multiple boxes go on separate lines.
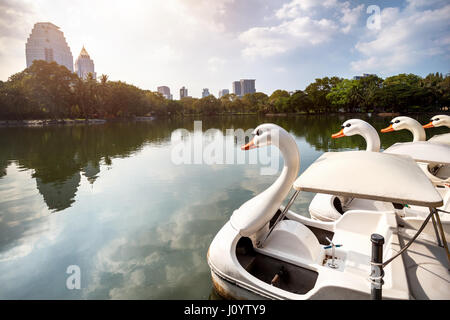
top-left (236, 237), bottom-right (318, 295)
top-left (396, 223), bottom-right (450, 299)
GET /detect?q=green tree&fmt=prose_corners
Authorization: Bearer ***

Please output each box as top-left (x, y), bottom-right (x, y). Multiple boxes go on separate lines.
top-left (289, 90), bottom-right (312, 114)
top-left (193, 95), bottom-right (219, 115)
top-left (23, 60), bottom-right (78, 119)
top-left (305, 77), bottom-right (342, 113)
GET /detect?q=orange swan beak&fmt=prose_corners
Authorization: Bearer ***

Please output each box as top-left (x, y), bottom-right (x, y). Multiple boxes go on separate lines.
top-left (331, 129), bottom-right (345, 139)
top-left (241, 139), bottom-right (256, 150)
top-left (381, 124), bottom-right (394, 133)
top-left (423, 122), bottom-right (434, 129)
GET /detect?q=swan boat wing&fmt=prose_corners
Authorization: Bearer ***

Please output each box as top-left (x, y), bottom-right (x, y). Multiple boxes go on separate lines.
top-left (428, 133), bottom-right (450, 146)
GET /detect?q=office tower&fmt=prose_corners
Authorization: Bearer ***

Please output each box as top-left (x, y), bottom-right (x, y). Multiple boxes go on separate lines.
top-left (157, 86), bottom-right (172, 99)
top-left (353, 73), bottom-right (376, 80)
top-left (26, 22), bottom-right (73, 71)
top-left (75, 46), bottom-right (96, 80)
top-left (240, 79), bottom-right (256, 95)
top-left (202, 88), bottom-right (210, 98)
top-left (180, 86), bottom-right (188, 99)
top-left (218, 89), bottom-right (229, 98)
top-left (232, 81), bottom-right (241, 96)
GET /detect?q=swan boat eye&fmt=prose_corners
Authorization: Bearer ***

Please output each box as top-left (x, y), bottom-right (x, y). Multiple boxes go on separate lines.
top-left (345, 123), bottom-right (351, 128)
top-left (435, 118), bottom-right (440, 121)
top-left (255, 129), bottom-right (261, 136)
top-left (394, 120), bottom-right (400, 124)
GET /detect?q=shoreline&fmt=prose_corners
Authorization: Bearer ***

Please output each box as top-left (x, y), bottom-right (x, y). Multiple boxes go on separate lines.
top-left (0, 116), bottom-right (155, 127)
top-left (1, 112), bottom-right (447, 127)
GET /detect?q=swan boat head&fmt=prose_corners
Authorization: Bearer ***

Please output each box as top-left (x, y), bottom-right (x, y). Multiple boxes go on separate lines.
top-left (380, 116), bottom-right (426, 142)
top-left (230, 123), bottom-right (300, 238)
top-left (423, 115), bottom-right (450, 129)
top-left (331, 119), bottom-right (380, 152)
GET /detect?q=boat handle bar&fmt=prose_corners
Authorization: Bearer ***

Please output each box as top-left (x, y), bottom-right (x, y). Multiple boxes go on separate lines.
top-left (259, 189), bottom-right (300, 248)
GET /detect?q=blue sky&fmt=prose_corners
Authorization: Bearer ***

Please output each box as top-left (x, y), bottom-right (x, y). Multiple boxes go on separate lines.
top-left (0, 0), bottom-right (449, 98)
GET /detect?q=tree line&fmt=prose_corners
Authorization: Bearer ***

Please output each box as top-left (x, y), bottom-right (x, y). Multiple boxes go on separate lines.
top-left (0, 60), bottom-right (448, 120)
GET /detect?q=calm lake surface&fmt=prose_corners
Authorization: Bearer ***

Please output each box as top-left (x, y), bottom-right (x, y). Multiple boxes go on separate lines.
top-left (0, 114), bottom-right (444, 299)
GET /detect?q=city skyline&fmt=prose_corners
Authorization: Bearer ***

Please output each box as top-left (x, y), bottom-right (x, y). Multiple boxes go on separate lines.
top-left (1, 0), bottom-right (449, 97)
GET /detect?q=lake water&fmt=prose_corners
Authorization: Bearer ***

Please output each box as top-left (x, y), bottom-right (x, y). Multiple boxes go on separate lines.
top-left (0, 114), bottom-right (444, 299)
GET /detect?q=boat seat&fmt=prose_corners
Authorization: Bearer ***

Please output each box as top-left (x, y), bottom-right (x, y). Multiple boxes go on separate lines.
top-left (333, 196), bottom-right (344, 214)
top-left (435, 164), bottom-right (450, 181)
top-left (309, 193), bottom-right (394, 222)
top-left (309, 193), bottom-right (342, 222)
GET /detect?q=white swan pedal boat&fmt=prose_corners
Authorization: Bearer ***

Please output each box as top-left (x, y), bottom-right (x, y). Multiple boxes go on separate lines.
top-left (423, 114), bottom-right (450, 146)
top-left (381, 115), bottom-right (450, 186)
top-left (306, 119), bottom-right (450, 226)
top-left (207, 123), bottom-right (449, 300)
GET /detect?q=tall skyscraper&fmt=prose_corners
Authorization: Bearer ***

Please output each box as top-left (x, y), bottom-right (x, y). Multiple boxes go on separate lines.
top-left (240, 79), bottom-right (256, 95)
top-left (232, 81), bottom-right (241, 96)
top-left (180, 86), bottom-right (188, 99)
top-left (75, 46), bottom-right (96, 80)
top-left (157, 86), bottom-right (172, 99)
top-left (26, 22), bottom-right (73, 72)
top-left (218, 89), bottom-right (229, 98)
top-left (202, 88), bottom-right (210, 98)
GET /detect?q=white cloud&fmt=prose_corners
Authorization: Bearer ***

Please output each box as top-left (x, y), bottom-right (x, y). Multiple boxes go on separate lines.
top-left (240, 16), bottom-right (339, 58)
top-left (207, 57), bottom-right (226, 73)
top-left (351, 3), bottom-right (450, 74)
top-left (275, 0), bottom-right (339, 19)
top-left (340, 3), bottom-right (364, 34)
top-left (240, 0), bottom-right (363, 58)
top-left (147, 45), bottom-right (182, 64)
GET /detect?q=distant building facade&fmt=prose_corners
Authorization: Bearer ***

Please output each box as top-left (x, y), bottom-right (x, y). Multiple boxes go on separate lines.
top-left (180, 86), bottom-right (188, 99)
top-left (232, 79), bottom-right (256, 97)
top-left (240, 79), bottom-right (256, 95)
top-left (232, 81), bottom-right (241, 96)
top-left (157, 86), bottom-right (172, 99)
top-left (218, 89), bottom-right (229, 98)
top-left (26, 22), bottom-right (73, 71)
top-left (202, 88), bottom-right (210, 98)
top-left (353, 73), bottom-right (376, 80)
top-left (75, 46), bottom-right (96, 80)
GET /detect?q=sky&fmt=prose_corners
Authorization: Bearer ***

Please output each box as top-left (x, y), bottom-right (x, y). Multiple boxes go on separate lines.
top-left (0, 0), bottom-right (449, 98)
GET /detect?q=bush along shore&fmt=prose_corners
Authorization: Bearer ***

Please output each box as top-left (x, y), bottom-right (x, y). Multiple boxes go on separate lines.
top-left (0, 60), bottom-right (449, 121)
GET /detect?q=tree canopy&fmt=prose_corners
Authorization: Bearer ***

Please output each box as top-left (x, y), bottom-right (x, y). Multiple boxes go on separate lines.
top-left (0, 60), bottom-right (448, 120)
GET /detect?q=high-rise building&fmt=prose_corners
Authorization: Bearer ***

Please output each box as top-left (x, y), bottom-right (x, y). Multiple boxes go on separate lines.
top-left (218, 89), bottom-right (229, 98)
top-left (75, 46), bottom-right (96, 80)
top-left (180, 86), bottom-right (188, 99)
top-left (26, 22), bottom-right (73, 72)
top-left (232, 81), bottom-right (241, 96)
top-left (240, 79), bottom-right (256, 95)
top-left (202, 88), bottom-right (210, 98)
top-left (353, 73), bottom-right (376, 80)
top-left (157, 86), bottom-right (172, 99)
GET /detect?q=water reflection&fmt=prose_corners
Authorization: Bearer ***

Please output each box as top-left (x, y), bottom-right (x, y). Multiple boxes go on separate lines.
top-left (0, 122), bottom-right (177, 212)
top-left (0, 115), bottom-right (443, 213)
top-left (0, 115), bottom-right (446, 299)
